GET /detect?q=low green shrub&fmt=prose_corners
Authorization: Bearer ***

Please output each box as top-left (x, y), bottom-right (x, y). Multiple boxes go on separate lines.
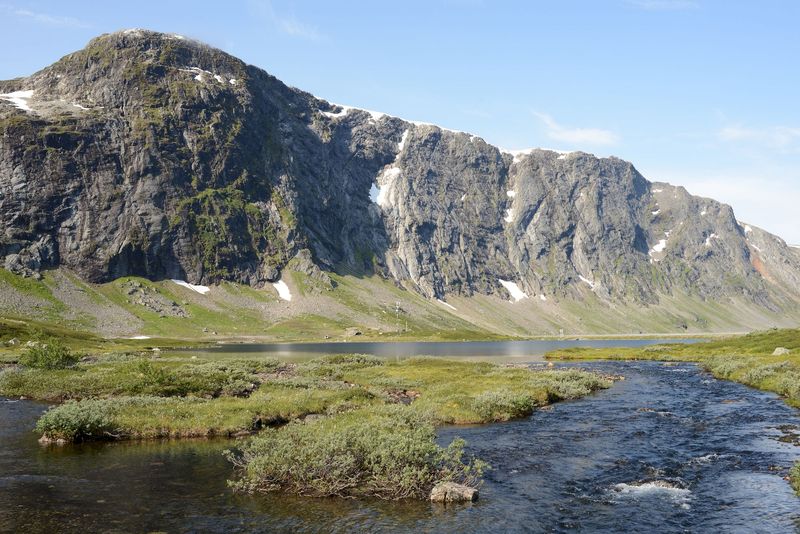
top-left (769, 372), bottom-right (800, 400)
top-left (19, 338), bottom-right (78, 369)
top-left (35, 398), bottom-right (116, 442)
top-left (471, 389), bottom-right (538, 421)
top-left (527, 369), bottom-right (612, 400)
top-left (35, 396), bottom-right (208, 442)
top-left (704, 356), bottom-right (750, 378)
top-left (300, 354), bottom-right (384, 379)
top-left (226, 405), bottom-right (487, 500)
top-left (740, 362), bottom-right (790, 385)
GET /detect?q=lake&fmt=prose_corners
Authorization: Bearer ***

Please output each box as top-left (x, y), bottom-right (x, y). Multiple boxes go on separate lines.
top-left (178, 337), bottom-right (705, 362)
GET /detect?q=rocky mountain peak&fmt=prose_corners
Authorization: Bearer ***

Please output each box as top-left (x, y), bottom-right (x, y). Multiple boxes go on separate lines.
top-left (1, 30), bottom-right (799, 324)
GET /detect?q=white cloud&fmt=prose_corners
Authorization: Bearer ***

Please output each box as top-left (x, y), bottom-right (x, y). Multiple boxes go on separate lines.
top-left (626, 0), bottom-right (699, 10)
top-left (248, 0), bottom-right (324, 41)
top-left (1, 4), bottom-right (89, 28)
top-left (533, 112), bottom-right (620, 146)
top-left (718, 124), bottom-right (800, 151)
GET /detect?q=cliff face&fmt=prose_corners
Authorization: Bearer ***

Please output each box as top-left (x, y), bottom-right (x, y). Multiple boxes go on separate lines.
top-left (1, 29), bottom-right (799, 316)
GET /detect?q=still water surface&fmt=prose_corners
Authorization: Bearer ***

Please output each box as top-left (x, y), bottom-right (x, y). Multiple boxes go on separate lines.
top-left (2, 360), bottom-right (799, 533)
top-left (182, 338), bottom-right (704, 361)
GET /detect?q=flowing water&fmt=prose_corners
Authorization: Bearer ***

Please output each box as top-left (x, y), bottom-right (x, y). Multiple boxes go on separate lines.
top-left (2, 361), bottom-right (799, 533)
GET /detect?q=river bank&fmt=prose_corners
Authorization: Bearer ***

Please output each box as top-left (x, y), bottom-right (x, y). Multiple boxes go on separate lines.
top-left (547, 327), bottom-right (800, 496)
top-left (0, 348), bottom-right (611, 500)
top-left (3, 361), bottom-right (798, 532)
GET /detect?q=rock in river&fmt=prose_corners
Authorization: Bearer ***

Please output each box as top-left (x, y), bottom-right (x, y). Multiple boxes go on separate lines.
top-left (430, 482), bottom-right (479, 503)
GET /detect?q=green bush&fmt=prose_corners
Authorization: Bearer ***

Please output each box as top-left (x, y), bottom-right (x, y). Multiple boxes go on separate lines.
top-left (741, 362), bottom-right (790, 385)
top-left (300, 354), bottom-right (384, 379)
top-left (471, 389), bottom-right (538, 421)
top-left (526, 369), bottom-right (613, 401)
top-left (19, 338), bottom-right (78, 369)
top-left (35, 398), bottom-right (116, 442)
top-left (35, 396), bottom-right (208, 442)
top-left (226, 406), bottom-right (487, 500)
top-left (704, 356), bottom-right (750, 378)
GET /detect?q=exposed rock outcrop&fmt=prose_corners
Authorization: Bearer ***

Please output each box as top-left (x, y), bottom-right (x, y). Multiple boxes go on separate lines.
top-left (1, 29), bottom-right (799, 320)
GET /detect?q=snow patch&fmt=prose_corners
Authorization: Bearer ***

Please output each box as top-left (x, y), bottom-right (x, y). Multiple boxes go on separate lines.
top-left (321, 105), bottom-right (351, 119)
top-left (649, 232), bottom-right (670, 261)
top-left (506, 190), bottom-right (516, 198)
top-left (407, 120), bottom-right (465, 135)
top-left (503, 209), bottom-right (514, 223)
top-left (460, 193), bottom-right (466, 202)
top-left (375, 165), bottom-right (402, 208)
top-left (0, 90), bottom-right (34, 112)
top-left (272, 279), bottom-right (292, 301)
top-left (181, 67), bottom-right (228, 84)
top-left (651, 210), bottom-right (660, 216)
top-left (743, 224), bottom-right (753, 234)
top-left (369, 183), bottom-right (381, 203)
top-left (229, 79), bottom-right (238, 85)
top-left (498, 279), bottom-right (528, 302)
top-left (397, 129), bottom-right (410, 152)
top-left (171, 279), bottom-right (211, 294)
top-left (700, 208), bottom-right (707, 216)
top-left (539, 294), bottom-right (547, 301)
top-left (436, 299), bottom-right (457, 311)
top-left (651, 239), bottom-right (667, 254)
top-left (128, 335), bottom-right (151, 340)
top-left (578, 275), bottom-right (598, 291)
top-left (500, 147), bottom-right (572, 164)
top-left (705, 233), bottom-right (719, 247)
top-left (652, 188), bottom-right (663, 193)
top-left (71, 102), bottom-right (89, 110)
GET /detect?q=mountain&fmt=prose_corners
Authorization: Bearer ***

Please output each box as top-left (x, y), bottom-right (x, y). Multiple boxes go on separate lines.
top-left (1, 29), bottom-right (799, 337)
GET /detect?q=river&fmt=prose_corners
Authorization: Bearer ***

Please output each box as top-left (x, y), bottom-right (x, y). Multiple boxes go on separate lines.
top-left (2, 361), bottom-right (799, 533)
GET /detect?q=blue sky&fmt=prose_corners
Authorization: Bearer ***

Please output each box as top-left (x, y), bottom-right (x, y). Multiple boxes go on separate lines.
top-left (1, 0), bottom-right (799, 242)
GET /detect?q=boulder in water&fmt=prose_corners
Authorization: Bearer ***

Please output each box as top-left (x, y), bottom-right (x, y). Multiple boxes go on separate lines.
top-left (430, 482), bottom-right (478, 503)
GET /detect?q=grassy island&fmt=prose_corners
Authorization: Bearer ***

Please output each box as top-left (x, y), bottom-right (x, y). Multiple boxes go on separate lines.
top-left (0, 343), bottom-right (611, 499)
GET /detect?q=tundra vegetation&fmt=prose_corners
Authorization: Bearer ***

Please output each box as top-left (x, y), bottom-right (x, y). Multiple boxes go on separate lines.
top-left (0, 347), bottom-right (611, 499)
top-left (546, 328), bottom-right (800, 407)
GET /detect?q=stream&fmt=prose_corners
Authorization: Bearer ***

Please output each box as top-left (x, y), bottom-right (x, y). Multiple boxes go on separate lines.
top-left (2, 361), bottom-right (799, 533)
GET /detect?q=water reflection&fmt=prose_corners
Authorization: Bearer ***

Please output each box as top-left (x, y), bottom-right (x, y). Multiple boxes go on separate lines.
top-left (176, 338), bottom-right (705, 362)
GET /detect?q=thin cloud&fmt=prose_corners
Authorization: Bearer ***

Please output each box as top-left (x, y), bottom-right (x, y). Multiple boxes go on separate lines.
top-left (718, 124), bottom-right (800, 151)
top-left (534, 112), bottom-right (620, 146)
top-left (278, 16), bottom-right (322, 41)
top-left (0, 4), bottom-right (90, 28)
top-left (248, 0), bottom-right (324, 41)
top-left (626, 0), bottom-right (699, 10)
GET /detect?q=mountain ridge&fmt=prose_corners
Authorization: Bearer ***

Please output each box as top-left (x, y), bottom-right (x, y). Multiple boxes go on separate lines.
top-left (1, 29), bottom-right (799, 335)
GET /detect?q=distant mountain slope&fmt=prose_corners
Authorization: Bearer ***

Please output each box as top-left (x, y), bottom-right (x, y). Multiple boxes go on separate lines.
top-left (1, 29), bottom-right (798, 334)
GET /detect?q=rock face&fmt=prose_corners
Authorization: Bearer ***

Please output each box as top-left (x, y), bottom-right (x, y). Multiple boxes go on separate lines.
top-left (429, 482), bottom-right (479, 503)
top-left (2, 29), bottom-right (800, 317)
